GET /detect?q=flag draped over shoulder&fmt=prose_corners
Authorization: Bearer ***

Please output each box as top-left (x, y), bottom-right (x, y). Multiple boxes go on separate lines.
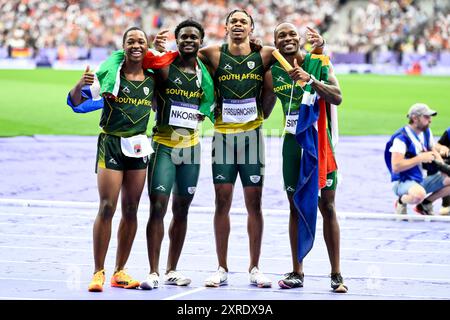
top-left (294, 53), bottom-right (337, 262)
top-left (196, 57), bottom-right (215, 123)
top-left (96, 49), bottom-right (179, 97)
top-left (67, 49), bottom-right (179, 113)
top-left (91, 49), bottom-right (215, 122)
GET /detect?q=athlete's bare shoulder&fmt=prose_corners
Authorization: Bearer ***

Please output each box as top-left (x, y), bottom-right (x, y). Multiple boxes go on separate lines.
top-left (199, 44), bottom-right (222, 70)
top-left (259, 45), bottom-right (277, 69)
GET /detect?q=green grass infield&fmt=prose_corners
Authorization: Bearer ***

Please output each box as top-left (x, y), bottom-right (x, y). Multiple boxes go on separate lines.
top-left (0, 69), bottom-right (448, 137)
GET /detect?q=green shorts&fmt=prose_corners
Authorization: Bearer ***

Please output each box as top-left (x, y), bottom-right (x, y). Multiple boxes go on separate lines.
top-left (148, 141), bottom-right (201, 197)
top-left (212, 128), bottom-right (265, 187)
top-left (323, 170), bottom-right (338, 191)
top-left (95, 133), bottom-right (149, 172)
top-left (282, 134), bottom-right (337, 195)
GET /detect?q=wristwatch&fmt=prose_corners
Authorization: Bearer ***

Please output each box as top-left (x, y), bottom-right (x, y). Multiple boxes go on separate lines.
top-left (306, 74), bottom-right (315, 85)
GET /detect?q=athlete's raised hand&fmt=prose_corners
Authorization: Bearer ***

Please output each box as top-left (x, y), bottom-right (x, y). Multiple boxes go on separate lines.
top-left (153, 29), bottom-right (169, 52)
top-left (70, 65), bottom-right (95, 106)
top-left (249, 36), bottom-right (263, 52)
top-left (306, 26), bottom-right (324, 48)
top-left (78, 65), bottom-right (94, 87)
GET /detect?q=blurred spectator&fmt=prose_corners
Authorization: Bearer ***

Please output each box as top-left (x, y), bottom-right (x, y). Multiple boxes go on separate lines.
top-left (337, 0), bottom-right (449, 56)
top-left (7, 29), bottom-right (29, 58)
top-left (155, 0), bottom-right (338, 46)
top-left (0, 0), bottom-right (148, 60)
top-left (0, 0), bottom-right (448, 62)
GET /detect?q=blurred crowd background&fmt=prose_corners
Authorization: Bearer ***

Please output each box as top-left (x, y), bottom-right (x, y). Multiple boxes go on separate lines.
top-left (0, 0), bottom-right (449, 69)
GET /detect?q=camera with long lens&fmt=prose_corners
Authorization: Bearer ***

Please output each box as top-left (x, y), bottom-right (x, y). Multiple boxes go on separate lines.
top-left (423, 155), bottom-right (450, 176)
top-left (431, 156), bottom-right (450, 176)
top-left (443, 155), bottom-right (450, 165)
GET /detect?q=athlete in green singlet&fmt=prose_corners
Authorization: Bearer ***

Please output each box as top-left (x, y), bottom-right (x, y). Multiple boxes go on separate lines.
top-left (139, 20), bottom-right (205, 290)
top-left (198, 10), bottom-right (324, 288)
top-left (153, 9), bottom-right (325, 288)
top-left (262, 22), bottom-right (347, 293)
top-left (69, 27), bottom-right (154, 292)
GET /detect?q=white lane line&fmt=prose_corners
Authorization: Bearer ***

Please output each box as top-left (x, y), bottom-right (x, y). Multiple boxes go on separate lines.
top-left (0, 260), bottom-right (92, 267)
top-left (162, 287), bottom-right (207, 300)
top-left (0, 271), bottom-right (449, 286)
top-left (0, 222), bottom-right (88, 229)
top-left (1, 198), bottom-right (450, 222)
top-left (0, 276), bottom-right (87, 284)
top-left (1, 233), bottom-right (449, 255)
top-left (1, 212), bottom-right (449, 234)
top-left (0, 297), bottom-right (54, 300)
top-left (0, 233), bottom-right (93, 240)
top-left (0, 245), bottom-right (92, 252)
top-left (0, 260), bottom-right (450, 284)
top-left (0, 222), bottom-right (449, 243)
top-left (1, 245), bottom-right (450, 267)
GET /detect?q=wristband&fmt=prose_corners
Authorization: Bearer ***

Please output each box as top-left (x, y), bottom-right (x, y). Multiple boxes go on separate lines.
top-left (317, 39), bottom-right (326, 48)
top-left (306, 74), bottom-right (315, 85)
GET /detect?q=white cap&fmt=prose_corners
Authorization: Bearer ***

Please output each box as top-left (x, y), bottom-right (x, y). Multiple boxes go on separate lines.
top-left (407, 103), bottom-right (437, 119)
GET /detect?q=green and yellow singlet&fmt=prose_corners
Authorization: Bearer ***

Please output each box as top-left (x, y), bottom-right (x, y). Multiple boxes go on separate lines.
top-left (270, 60), bottom-right (304, 135)
top-left (214, 44), bottom-right (264, 133)
top-left (153, 56), bottom-right (203, 148)
top-left (100, 72), bottom-right (154, 137)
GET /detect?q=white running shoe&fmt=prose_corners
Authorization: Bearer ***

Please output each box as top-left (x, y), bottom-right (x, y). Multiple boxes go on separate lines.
top-left (140, 272), bottom-right (160, 290)
top-left (395, 200), bottom-right (407, 215)
top-left (204, 267), bottom-right (228, 287)
top-left (164, 270), bottom-right (191, 286)
top-left (249, 267), bottom-right (272, 288)
top-left (440, 206), bottom-right (450, 216)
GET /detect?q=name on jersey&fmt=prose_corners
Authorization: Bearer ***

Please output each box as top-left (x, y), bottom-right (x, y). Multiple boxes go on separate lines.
top-left (166, 88), bottom-right (202, 99)
top-left (217, 73), bottom-right (263, 82)
top-left (114, 97), bottom-right (151, 107)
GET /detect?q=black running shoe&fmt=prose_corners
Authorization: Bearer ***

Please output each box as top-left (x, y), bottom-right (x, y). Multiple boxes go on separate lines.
top-left (414, 202), bottom-right (433, 215)
top-left (330, 273), bottom-right (348, 293)
top-left (278, 272), bottom-right (304, 289)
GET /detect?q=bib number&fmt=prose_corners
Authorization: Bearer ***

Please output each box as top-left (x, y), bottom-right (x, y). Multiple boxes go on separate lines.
top-left (168, 101), bottom-right (200, 129)
top-left (285, 109), bottom-right (299, 135)
top-left (222, 98), bottom-right (257, 123)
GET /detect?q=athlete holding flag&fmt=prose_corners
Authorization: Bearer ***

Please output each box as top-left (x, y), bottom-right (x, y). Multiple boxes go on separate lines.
top-left (68, 27), bottom-right (155, 292)
top-left (262, 22), bottom-right (347, 292)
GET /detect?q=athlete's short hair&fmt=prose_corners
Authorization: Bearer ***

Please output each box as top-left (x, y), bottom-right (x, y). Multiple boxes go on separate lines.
top-left (225, 9), bottom-right (254, 30)
top-left (122, 27), bottom-right (148, 45)
top-left (273, 22), bottom-right (297, 39)
top-left (175, 19), bottom-right (205, 40)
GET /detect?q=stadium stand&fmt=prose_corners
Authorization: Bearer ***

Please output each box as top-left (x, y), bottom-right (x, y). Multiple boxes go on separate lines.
top-left (0, 0), bottom-right (449, 73)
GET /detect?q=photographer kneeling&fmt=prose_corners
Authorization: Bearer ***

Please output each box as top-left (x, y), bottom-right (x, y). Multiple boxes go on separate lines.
top-left (385, 103), bottom-right (450, 215)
